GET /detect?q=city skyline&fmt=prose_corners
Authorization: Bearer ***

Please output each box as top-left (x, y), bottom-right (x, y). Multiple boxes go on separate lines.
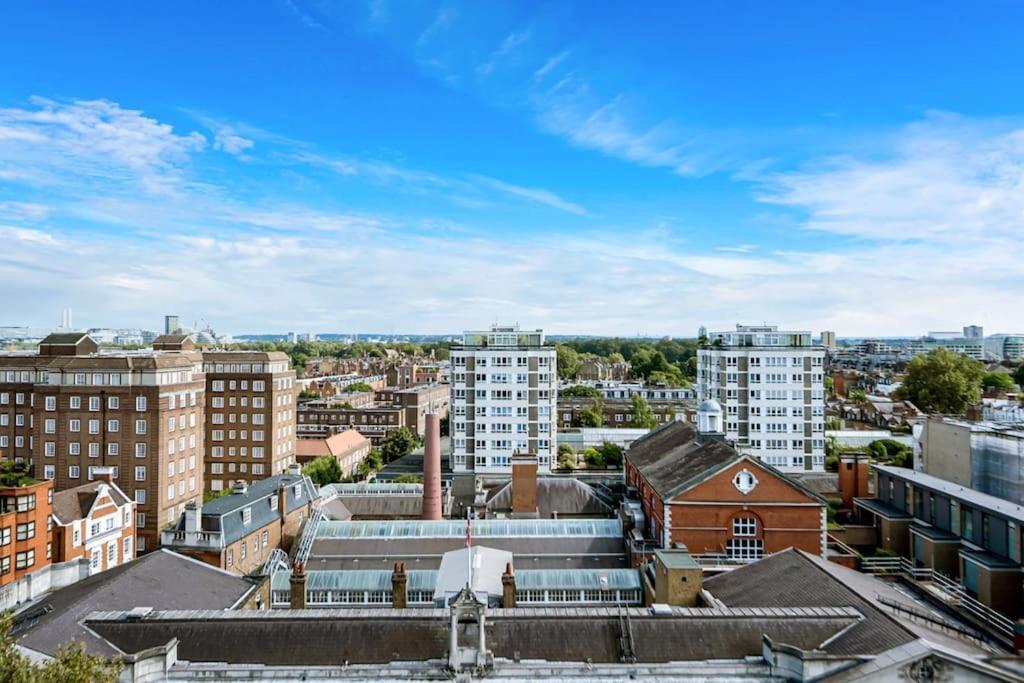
top-left (2, 2), bottom-right (1023, 335)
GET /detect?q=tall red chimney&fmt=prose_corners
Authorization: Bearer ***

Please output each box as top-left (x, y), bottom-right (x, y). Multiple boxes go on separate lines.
top-left (422, 413), bottom-right (442, 520)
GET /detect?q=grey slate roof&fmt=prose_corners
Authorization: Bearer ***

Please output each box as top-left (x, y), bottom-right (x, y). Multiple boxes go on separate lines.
top-left (83, 606), bottom-right (859, 665)
top-left (51, 480), bottom-right (131, 524)
top-left (626, 420), bottom-right (826, 503)
top-left (704, 548), bottom-right (919, 656)
top-left (15, 550), bottom-right (258, 658)
top-left (485, 477), bottom-right (612, 517)
top-left (175, 473), bottom-right (317, 546)
top-left (323, 495), bottom-right (423, 520)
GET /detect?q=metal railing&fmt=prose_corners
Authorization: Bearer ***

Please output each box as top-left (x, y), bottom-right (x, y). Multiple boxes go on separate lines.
top-left (260, 548), bottom-right (290, 576)
top-left (860, 555), bottom-right (1015, 639)
top-left (293, 501), bottom-right (325, 567)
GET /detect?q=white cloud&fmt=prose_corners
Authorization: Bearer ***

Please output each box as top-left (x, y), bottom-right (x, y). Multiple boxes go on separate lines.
top-left (477, 30), bottom-right (532, 76)
top-left (466, 174), bottom-right (587, 216)
top-left (534, 50), bottom-right (571, 82)
top-left (212, 127), bottom-right (255, 155)
top-left (0, 97), bottom-right (206, 194)
top-left (757, 113), bottom-right (1024, 242)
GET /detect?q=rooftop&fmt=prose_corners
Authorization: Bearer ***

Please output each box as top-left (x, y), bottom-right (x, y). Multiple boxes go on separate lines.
top-left (875, 464), bottom-right (1024, 523)
top-left (51, 479), bottom-right (130, 524)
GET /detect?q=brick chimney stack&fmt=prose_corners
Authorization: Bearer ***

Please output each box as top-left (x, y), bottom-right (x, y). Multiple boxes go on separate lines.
top-left (392, 562), bottom-right (409, 608)
top-left (290, 562), bottom-right (307, 609)
top-left (421, 413), bottom-right (442, 520)
top-left (511, 454), bottom-right (538, 518)
top-left (838, 451), bottom-right (870, 509)
top-left (501, 562), bottom-right (516, 607)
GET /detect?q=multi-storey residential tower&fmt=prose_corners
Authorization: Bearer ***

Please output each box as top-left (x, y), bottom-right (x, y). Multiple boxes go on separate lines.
top-left (449, 325), bottom-right (556, 474)
top-left (0, 333), bottom-right (205, 553)
top-left (201, 351), bottom-right (297, 493)
top-left (697, 324), bottom-right (826, 473)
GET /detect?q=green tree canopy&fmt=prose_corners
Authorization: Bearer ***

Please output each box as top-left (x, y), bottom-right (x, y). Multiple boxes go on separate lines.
top-left (598, 442), bottom-right (624, 469)
top-left (583, 447), bottom-right (604, 468)
top-left (576, 398), bottom-right (604, 428)
top-left (629, 394), bottom-right (658, 430)
top-left (561, 384), bottom-right (601, 398)
top-left (343, 381), bottom-right (375, 393)
top-left (894, 348), bottom-right (985, 414)
top-left (302, 456), bottom-right (343, 487)
top-left (557, 444), bottom-right (577, 470)
top-left (380, 427), bottom-right (417, 463)
top-left (555, 344), bottom-right (581, 380)
top-left (1014, 363), bottom-right (1024, 389)
top-left (982, 371), bottom-right (1015, 392)
top-left (1, 612), bottom-right (122, 682)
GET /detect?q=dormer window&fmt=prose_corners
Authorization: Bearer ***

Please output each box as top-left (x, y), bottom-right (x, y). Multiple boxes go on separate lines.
top-left (242, 507), bottom-right (252, 525)
top-left (270, 496), bottom-right (278, 511)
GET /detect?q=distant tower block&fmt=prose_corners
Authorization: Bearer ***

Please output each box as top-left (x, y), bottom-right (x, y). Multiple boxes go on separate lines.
top-left (422, 413), bottom-right (442, 520)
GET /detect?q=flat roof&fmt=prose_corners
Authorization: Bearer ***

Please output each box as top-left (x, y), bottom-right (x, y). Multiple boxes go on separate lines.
top-left (316, 519), bottom-right (622, 539)
top-left (874, 465), bottom-right (1024, 524)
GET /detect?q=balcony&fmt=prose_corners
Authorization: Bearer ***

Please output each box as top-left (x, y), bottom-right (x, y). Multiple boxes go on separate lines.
top-left (160, 528), bottom-right (223, 550)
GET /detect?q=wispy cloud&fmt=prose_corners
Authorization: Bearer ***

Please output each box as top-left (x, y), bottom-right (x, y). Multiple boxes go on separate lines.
top-left (477, 30), bottom-right (532, 76)
top-left (418, 5), bottom-right (457, 46)
top-left (468, 174), bottom-right (587, 216)
top-left (757, 112), bottom-right (1024, 242)
top-left (534, 50), bottom-right (571, 81)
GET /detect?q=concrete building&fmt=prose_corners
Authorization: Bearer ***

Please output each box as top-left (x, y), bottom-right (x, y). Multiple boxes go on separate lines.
top-left (624, 409), bottom-right (827, 561)
top-left (201, 351), bottom-right (297, 493)
top-left (450, 325), bottom-right (556, 474)
top-left (855, 464), bottom-right (1024, 619)
top-left (557, 396), bottom-right (688, 430)
top-left (162, 471), bottom-right (317, 575)
top-left (0, 333), bottom-right (206, 553)
top-left (908, 335), bottom-right (985, 360)
top-left (697, 324), bottom-right (827, 472)
top-left (985, 334), bottom-right (1024, 362)
top-left (164, 315), bottom-right (180, 335)
top-left (964, 325), bottom-right (984, 339)
top-left (50, 468), bottom-right (135, 573)
top-left (820, 330), bottom-right (836, 350)
top-left (920, 416), bottom-right (1024, 505)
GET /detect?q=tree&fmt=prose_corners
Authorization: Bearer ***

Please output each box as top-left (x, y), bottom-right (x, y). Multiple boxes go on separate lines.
top-left (895, 348), bottom-right (985, 414)
top-left (344, 381), bottom-right (375, 393)
top-left (562, 385), bottom-right (601, 398)
top-left (576, 399), bottom-right (604, 428)
top-left (598, 442), bottom-right (624, 469)
top-left (0, 612), bottom-right (122, 683)
top-left (982, 371), bottom-right (1015, 393)
top-left (356, 449), bottom-right (384, 479)
top-left (302, 456), bottom-right (343, 487)
top-left (557, 444), bottom-right (577, 470)
top-left (555, 344), bottom-right (581, 380)
top-left (380, 427), bottom-right (417, 463)
top-left (1014, 363), bottom-right (1024, 389)
top-left (629, 394), bottom-right (658, 430)
top-left (849, 389), bottom-right (868, 402)
top-left (439, 414), bottom-right (450, 437)
top-left (394, 474), bottom-right (423, 484)
top-left (583, 447), bottom-right (605, 468)
top-left (867, 439), bottom-right (913, 468)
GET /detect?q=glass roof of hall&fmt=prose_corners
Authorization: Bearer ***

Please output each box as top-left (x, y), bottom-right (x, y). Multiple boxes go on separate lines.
top-left (271, 568), bottom-right (640, 592)
top-left (316, 519), bottom-right (623, 539)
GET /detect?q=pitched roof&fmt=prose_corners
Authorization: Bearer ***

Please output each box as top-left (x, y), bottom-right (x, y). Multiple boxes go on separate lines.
top-left (14, 550), bottom-right (258, 658)
top-left (485, 478), bottom-right (612, 517)
top-left (625, 421), bottom-right (743, 499)
top-left (151, 333), bottom-right (193, 345)
top-left (704, 548), bottom-right (921, 656)
top-left (176, 473), bottom-right (318, 546)
top-left (296, 430), bottom-right (369, 459)
top-left (38, 332), bottom-right (91, 345)
top-left (51, 480), bottom-right (131, 524)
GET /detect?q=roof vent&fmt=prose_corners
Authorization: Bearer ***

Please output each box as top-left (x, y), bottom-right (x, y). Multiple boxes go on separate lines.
top-left (124, 607), bottom-right (153, 621)
top-left (232, 480), bottom-right (248, 494)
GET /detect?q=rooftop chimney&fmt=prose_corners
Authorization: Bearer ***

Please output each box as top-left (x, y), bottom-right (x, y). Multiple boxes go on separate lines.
top-left (290, 562), bottom-right (307, 609)
top-left (422, 413), bottom-right (442, 520)
top-left (511, 454), bottom-right (538, 518)
top-left (392, 562), bottom-right (408, 609)
top-left (232, 480), bottom-right (248, 495)
top-left (93, 466), bottom-right (116, 485)
top-left (838, 451), bottom-right (870, 509)
top-left (501, 562), bottom-right (516, 607)
top-left (184, 500), bottom-right (202, 533)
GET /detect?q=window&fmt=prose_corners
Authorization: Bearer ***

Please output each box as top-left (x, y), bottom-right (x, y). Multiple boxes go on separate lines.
top-left (135, 466), bottom-right (146, 481)
top-left (69, 465), bottom-right (81, 479)
top-left (69, 419), bottom-right (81, 433)
top-left (15, 550), bottom-right (35, 570)
top-left (135, 443), bottom-right (146, 458)
top-left (135, 419), bottom-right (147, 435)
top-left (0, 528), bottom-right (9, 546)
top-left (136, 512), bottom-right (146, 527)
top-left (726, 538), bottom-right (764, 561)
top-left (44, 418), bottom-right (56, 434)
top-left (43, 465), bottom-right (55, 480)
top-left (0, 557), bottom-right (9, 574)
top-left (123, 537), bottom-right (132, 561)
top-left (16, 522), bottom-right (35, 541)
top-left (242, 507), bottom-right (252, 525)
top-left (44, 396), bottom-right (56, 411)
top-left (733, 517), bottom-right (757, 536)
top-left (108, 396), bottom-right (119, 409)
top-left (107, 543), bottom-right (116, 565)
top-left (136, 396), bottom-right (147, 412)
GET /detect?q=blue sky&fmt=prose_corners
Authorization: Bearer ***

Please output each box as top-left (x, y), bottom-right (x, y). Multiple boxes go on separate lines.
top-left (1, 1), bottom-right (1022, 336)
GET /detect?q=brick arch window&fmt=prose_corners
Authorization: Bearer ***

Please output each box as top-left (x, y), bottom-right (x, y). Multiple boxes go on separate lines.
top-left (726, 511), bottom-right (764, 561)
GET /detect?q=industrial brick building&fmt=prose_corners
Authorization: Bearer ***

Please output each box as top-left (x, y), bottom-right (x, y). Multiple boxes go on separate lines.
top-left (624, 404), bottom-right (827, 561)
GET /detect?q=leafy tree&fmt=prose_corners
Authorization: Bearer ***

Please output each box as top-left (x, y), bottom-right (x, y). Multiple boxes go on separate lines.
top-left (583, 447), bottom-right (605, 468)
top-left (344, 382), bottom-right (375, 393)
top-left (824, 375), bottom-right (834, 395)
top-left (439, 414), bottom-right (450, 437)
top-left (895, 348), bottom-right (985, 414)
top-left (825, 417), bottom-right (841, 430)
top-left (561, 385), bottom-right (601, 398)
top-left (203, 488), bottom-right (231, 503)
top-left (555, 344), bottom-right (581, 380)
top-left (557, 444), bottom-right (577, 470)
top-left (0, 612), bottom-right (122, 682)
top-left (302, 456), bottom-right (343, 487)
top-left (394, 474), bottom-right (423, 484)
top-left (849, 389), bottom-right (868, 402)
top-left (298, 389), bottom-right (318, 400)
top-left (356, 448), bottom-right (384, 478)
top-left (629, 394), bottom-right (658, 430)
top-left (867, 439), bottom-right (913, 467)
top-left (576, 399), bottom-right (604, 428)
top-left (380, 427), bottom-right (417, 463)
top-left (982, 371), bottom-right (1015, 393)
top-left (1014, 363), bottom-right (1024, 389)
top-left (598, 442), bottom-right (624, 469)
